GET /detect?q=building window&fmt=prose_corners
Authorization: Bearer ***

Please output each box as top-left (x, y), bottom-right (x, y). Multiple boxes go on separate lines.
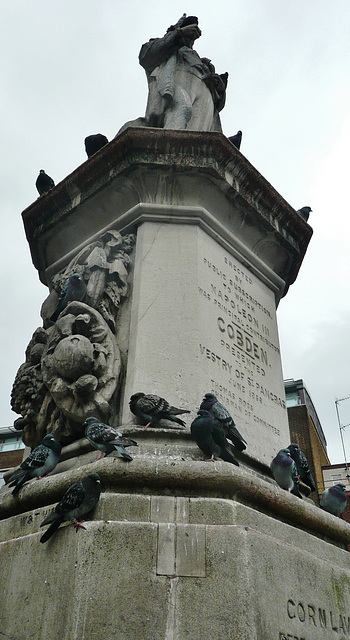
top-left (286, 392), bottom-right (300, 407)
top-left (0, 436), bottom-right (25, 452)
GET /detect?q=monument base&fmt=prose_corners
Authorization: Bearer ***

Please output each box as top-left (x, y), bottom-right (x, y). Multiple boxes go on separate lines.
top-left (1, 451), bottom-right (349, 640)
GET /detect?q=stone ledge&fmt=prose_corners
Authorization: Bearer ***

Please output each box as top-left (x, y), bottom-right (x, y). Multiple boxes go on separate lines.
top-left (0, 457), bottom-right (349, 547)
top-left (21, 128), bottom-right (312, 289)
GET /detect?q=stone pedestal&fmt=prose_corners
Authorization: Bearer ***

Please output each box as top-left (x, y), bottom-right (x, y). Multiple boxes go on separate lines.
top-left (21, 128), bottom-right (312, 465)
top-left (2, 129), bottom-right (345, 640)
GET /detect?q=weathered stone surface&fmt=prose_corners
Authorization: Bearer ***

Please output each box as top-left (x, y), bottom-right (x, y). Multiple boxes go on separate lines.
top-left (21, 129), bottom-right (311, 293)
top-left (123, 223), bottom-right (288, 465)
top-left (1, 457), bottom-right (350, 546)
top-left (1, 472), bottom-right (350, 640)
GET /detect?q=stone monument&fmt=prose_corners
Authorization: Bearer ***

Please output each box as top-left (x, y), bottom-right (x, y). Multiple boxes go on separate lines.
top-left (1, 15), bottom-right (349, 640)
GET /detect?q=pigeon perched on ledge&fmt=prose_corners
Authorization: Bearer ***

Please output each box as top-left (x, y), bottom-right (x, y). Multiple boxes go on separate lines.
top-left (7, 434), bottom-right (62, 496)
top-left (84, 133), bottom-right (108, 157)
top-left (228, 130), bottom-right (242, 150)
top-left (320, 483), bottom-right (347, 517)
top-left (129, 392), bottom-right (190, 428)
top-left (287, 443), bottom-right (315, 492)
top-left (50, 273), bottom-right (87, 322)
top-left (297, 206), bottom-right (312, 222)
top-left (270, 448), bottom-right (302, 498)
top-left (36, 169), bottom-right (55, 195)
top-left (200, 393), bottom-right (247, 451)
top-left (40, 473), bottom-right (101, 543)
top-left (191, 409), bottom-right (239, 465)
top-left (83, 416), bottom-right (137, 461)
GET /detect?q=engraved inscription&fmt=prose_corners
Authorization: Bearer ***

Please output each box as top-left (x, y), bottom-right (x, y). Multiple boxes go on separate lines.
top-left (286, 598), bottom-right (350, 635)
top-left (197, 238), bottom-right (289, 457)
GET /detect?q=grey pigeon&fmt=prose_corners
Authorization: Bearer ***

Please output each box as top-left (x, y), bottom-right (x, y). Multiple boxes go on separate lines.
top-left (287, 443), bottom-right (316, 492)
top-left (84, 134), bottom-right (108, 158)
top-left (40, 472), bottom-right (101, 543)
top-left (199, 393), bottom-right (246, 451)
top-left (191, 409), bottom-right (239, 465)
top-left (228, 130), bottom-right (242, 150)
top-left (270, 448), bottom-right (302, 498)
top-left (297, 206), bottom-right (312, 222)
top-left (50, 273), bottom-right (86, 322)
top-left (7, 434), bottom-right (62, 496)
top-left (129, 392), bottom-right (190, 428)
top-left (36, 169), bottom-right (55, 195)
top-left (320, 483), bottom-right (347, 517)
top-left (83, 416), bottom-right (137, 461)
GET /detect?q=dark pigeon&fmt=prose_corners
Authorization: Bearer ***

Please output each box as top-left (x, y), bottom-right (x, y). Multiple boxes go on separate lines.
top-left (50, 273), bottom-right (86, 322)
top-left (7, 434), bottom-right (62, 496)
top-left (287, 443), bottom-right (316, 492)
top-left (36, 170), bottom-right (55, 196)
top-left (83, 416), bottom-right (137, 461)
top-left (297, 206), bottom-right (312, 222)
top-left (200, 393), bottom-right (246, 451)
top-left (228, 130), bottom-right (242, 150)
top-left (191, 409), bottom-right (239, 465)
top-left (85, 134), bottom-right (108, 158)
top-left (40, 472), bottom-right (101, 543)
top-left (270, 448), bottom-right (302, 498)
top-left (129, 392), bottom-right (190, 428)
top-left (320, 483), bottom-right (347, 517)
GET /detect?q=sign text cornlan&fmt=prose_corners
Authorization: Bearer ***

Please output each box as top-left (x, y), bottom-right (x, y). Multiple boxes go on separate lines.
top-left (278, 598), bottom-right (350, 639)
top-left (197, 252), bottom-right (286, 437)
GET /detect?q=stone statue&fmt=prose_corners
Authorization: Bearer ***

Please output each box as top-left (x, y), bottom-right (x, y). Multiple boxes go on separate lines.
top-left (11, 230), bottom-right (135, 448)
top-left (118, 14), bottom-right (228, 135)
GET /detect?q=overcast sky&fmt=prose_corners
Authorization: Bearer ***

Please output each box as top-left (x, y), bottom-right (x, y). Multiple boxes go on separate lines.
top-left (1, 1), bottom-right (350, 464)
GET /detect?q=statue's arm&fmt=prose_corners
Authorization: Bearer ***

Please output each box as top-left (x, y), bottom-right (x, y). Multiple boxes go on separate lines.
top-left (139, 25), bottom-right (201, 71)
top-left (139, 30), bottom-right (184, 71)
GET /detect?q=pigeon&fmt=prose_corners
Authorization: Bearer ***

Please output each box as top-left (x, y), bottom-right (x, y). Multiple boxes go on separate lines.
top-left (7, 434), bottom-right (62, 496)
top-left (320, 484), bottom-right (347, 517)
top-left (191, 409), bottom-right (239, 465)
top-left (36, 170), bottom-right (55, 196)
top-left (297, 206), bottom-right (312, 222)
top-left (270, 449), bottom-right (302, 498)
top-left (287, 443), bottom-right (316, 492)
top-left (50, 273), bottom-right (87, 322)
top-left (199, 393), bottom-right (247, 451)
top-left (83, 416), bottom-right (137, 461)
top-left (84, 134), bottom-right (108, 158)
top-left (228, 130), bottom-right (242, 150)
top-left (40, 472), bottom-right (101, 543)
top-left (129, 393), bottom-right (190, 428)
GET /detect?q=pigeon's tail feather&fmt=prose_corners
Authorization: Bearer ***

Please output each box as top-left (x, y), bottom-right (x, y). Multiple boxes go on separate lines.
top-left (221, 447), bottom-right (239, 466)
top-left (114, 445), bottom-right (133, 461)
top-left (10, 472), bottom-right (29, 495)
top-left (291, 484), bottom-right (303, 499)
top-left (40, 509), bottom-right (59, 527)
top-left (7, 468), bottom-right (26, 486)
top-left (169, 407), bottom-right (190, 416)
top-left (227, 431), bottom-right (246, 451)
top-left (40, 516), bottom-right (64, 543)
top-left (50, 305), bottom-right (63, 323)
top-left (168, 415), bottom-right (187, 427)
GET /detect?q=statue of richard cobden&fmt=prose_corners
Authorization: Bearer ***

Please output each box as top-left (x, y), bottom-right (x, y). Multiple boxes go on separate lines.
top-left (138, 14), bottom-right (228, 132)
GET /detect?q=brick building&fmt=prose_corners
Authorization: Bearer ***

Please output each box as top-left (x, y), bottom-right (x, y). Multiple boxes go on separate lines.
top-left (0, 427), bottom-right (25, 486)
top-left (284, 378), bottom-right (330, 505)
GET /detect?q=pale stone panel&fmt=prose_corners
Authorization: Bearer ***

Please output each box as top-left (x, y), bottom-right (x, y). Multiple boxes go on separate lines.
top-left (123, 221), bottom-right (289, 464)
